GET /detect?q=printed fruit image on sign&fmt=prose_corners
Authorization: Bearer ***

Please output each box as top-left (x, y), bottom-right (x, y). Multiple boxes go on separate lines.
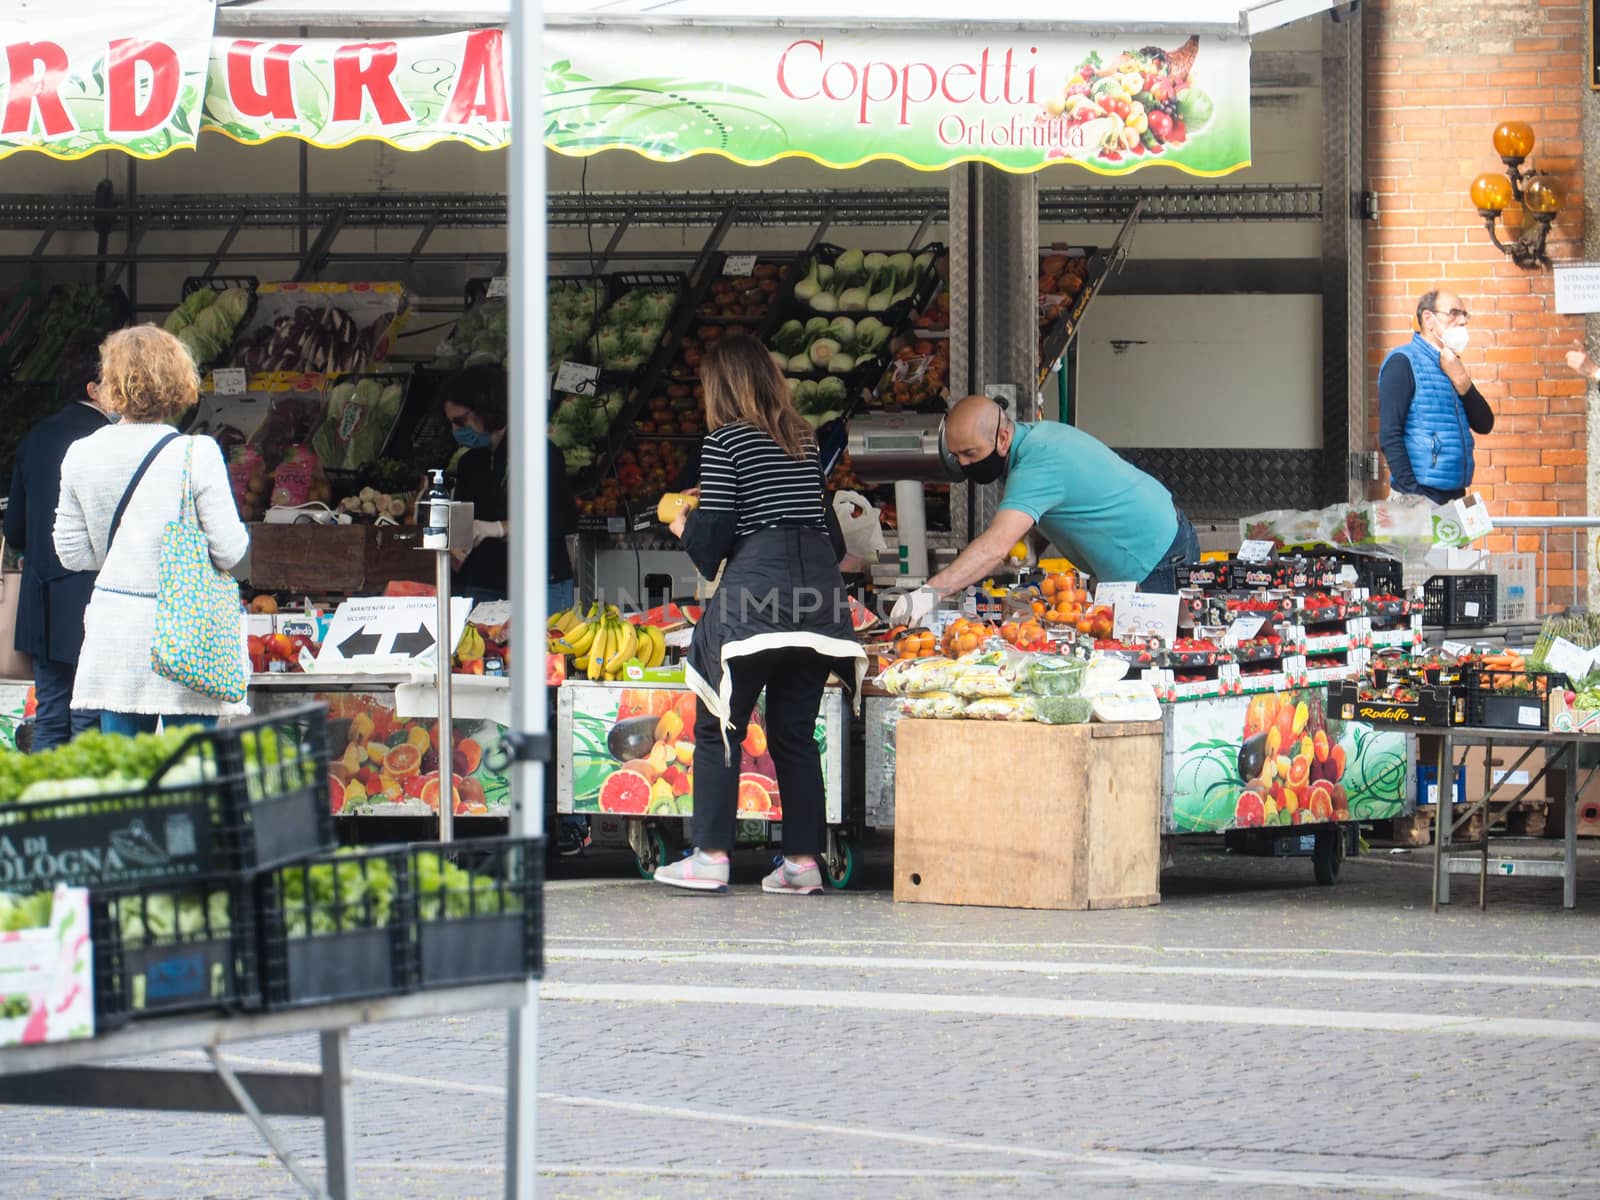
top-left (1170, 688), bottom-right (1407, 834)
top-left (565, 684), bottom-right (839, 820)
top-left (319, 693), bottom-right (509, 817)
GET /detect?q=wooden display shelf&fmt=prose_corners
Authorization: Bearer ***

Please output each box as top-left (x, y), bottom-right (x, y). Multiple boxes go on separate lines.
top-left (246, 522), bottom-right (434, 594)
top-left (893, 718), bottom-right (1162, 911)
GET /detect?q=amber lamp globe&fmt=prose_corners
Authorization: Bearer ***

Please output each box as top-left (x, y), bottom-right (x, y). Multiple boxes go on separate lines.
top-left (1470, 173), bottom-right (1513, 215)
top-left (1492, 120), bottom-right (1536, 163)
top-left (1522, 176), bottom-right (1563, 216)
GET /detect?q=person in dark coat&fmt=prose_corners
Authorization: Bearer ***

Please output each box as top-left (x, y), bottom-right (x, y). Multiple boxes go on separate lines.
top-left (654, 334), bottom-right (866, 896)
top-left (3, 332), bottom-right (113, 749)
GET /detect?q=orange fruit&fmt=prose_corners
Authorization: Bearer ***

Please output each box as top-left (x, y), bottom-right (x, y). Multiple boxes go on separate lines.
top-left (385, 744), bottom-right (422, 778)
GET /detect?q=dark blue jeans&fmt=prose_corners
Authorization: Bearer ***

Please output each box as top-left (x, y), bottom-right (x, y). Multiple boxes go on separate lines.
top-left (101, 711), bottom-right (217, 737)
top-left (31, 658), bottom-right (99, 753)
top-left (1138, 510), bottom-right (1202, 595)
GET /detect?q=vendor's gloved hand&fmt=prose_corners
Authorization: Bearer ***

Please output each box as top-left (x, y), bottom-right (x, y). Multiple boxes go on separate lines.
top-left (472, 519), bottom-right (506, 545)
top-left (888, 586), bottom-right (939, 629)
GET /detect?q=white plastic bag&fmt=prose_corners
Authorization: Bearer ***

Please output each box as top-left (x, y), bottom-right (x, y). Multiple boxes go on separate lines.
top-left (833, 490), bottom-right (888, 559)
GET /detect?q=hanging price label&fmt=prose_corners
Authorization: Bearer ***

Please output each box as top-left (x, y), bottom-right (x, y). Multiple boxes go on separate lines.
top-left (723, 254), bottom-right (758, 277)
top-left (213, 367), bottom-right (247, 396)
top-left (1223, 615), bottom-right (1266, 648)
top-left (486, 276), bottom-right (508, 299)
top-left (554, 361), bottom-right (602, 395)
top-left (1237, 539), bottom-right (1275, 563)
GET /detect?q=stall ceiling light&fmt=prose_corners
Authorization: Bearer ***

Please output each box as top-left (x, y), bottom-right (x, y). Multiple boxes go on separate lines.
top-left (216, 0), bottom-right (1346, 36)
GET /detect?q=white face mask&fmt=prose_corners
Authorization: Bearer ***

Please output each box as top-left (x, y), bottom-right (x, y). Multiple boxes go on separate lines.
top-left (1440, 325), bottom-right (1470, 355)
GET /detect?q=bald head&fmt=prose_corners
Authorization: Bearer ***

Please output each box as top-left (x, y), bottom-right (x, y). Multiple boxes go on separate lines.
top-left (944, 394), bottom-right (1011, 466)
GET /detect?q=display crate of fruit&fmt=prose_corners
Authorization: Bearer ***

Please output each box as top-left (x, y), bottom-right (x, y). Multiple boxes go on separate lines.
top-left (1460, 665), bottom-right (1568, 731)
top-left (872, 337), bottom-right (950, 413)
top-left (1035, 229), bottom-right (1132, 389)
top-left (1166, 638), bottom-right (1221, 669)
top-left (574, 436), bottom-right (694, 530)
top-left (1327, 678), bottom-right (1463, 728)
top-left (1176, 560), bottom-right (1231, 591)
top-left (689, 252), bottom-right (797, 332)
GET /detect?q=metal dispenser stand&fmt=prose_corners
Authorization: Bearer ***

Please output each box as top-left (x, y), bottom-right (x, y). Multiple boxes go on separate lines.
top-left (419, 489), bottom-right (475, 842)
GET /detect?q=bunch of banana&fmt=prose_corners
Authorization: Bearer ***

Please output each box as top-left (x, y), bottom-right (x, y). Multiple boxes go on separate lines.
top-left (636, 624), bottom-right (668, 669)
top-left (552, 602), bottom-right (670, 680)
top-left (455, 624), bottom-right (486, 662)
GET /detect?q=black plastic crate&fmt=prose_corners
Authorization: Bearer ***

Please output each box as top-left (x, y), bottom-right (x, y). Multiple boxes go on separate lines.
top-left (92, 874), bottom-right (259, 1029)
top-left (1328, 678), bottom-right (1463, 728)
top-left (1423, 574), bottom-right (1497, 627)
top-left (1461, 667), bottom-right (1567, 731)
top-left (256, 845), bottom-right (414, 1010)
top-left (410, 837), bottom-right (544, 990)
top-left (0, 704), bottom-right (335, 890)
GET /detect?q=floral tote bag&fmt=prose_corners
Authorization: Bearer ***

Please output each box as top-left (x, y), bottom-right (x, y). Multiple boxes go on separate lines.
top-left (150, 440), bottom-right (247, 703)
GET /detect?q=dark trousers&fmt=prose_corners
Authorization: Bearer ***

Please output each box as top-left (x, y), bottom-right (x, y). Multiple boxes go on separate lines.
top-left (692, 648), bottom-right (831, 857)
top-left (1138, 509), bottom-right (1202, 595)
top-left (30, 657), bottom-right (98, 753)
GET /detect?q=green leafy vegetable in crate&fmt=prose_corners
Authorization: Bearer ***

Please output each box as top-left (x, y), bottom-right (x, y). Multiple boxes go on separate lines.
top-left (414, 852), bottom-right (519, 921)
top-left (162, 287), bottom-right (252, 368)
top-left (12, 286), bottom-right (124, 384)
top-left (0, 890), bottom-right (53, 932)
top-left (111, 888), bottom-right (232, 944)
top-left (0, 728), bottom-right (197, 805)
top-left (277, 852), bottom-right (397, 937)
top-left (310, 377), bottom-right (406, 471)
top-left (433, 298), bottom-right (508, 370)
top-left (1529, 613), bottom-right (1600, 686)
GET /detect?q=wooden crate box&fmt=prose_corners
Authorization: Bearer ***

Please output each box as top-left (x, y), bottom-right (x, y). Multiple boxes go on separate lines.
top-left (247, 523), bottom-right (434, 595)
top-left (893, 718), bottom-right (1162, 910)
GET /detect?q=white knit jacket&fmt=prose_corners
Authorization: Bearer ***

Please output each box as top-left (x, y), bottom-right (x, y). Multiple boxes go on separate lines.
top-left (55, 425), bottom-right (251, 716)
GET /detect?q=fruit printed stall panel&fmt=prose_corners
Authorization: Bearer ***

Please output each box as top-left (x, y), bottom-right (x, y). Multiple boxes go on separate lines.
top-left (1165, 687), bottom-right (1412, 835)
top-left (557, 681), bottom-right (848, 826)
top-left (252, 686), bottom-right (511, 819)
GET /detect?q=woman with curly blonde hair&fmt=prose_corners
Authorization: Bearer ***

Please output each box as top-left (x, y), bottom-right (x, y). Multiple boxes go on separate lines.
top-left (54, 326), bottom-right (250, 733)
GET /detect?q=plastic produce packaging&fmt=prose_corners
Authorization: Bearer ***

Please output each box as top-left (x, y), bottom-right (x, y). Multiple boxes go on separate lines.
top-left (964, 696), bottom-right (1036, 722)
top-left (1034, 695), bottom-right (1093, 725)
top-left (1091, 681), bottom-right (1162, 724)
top-left (950, 666), bottom-right (1017, 699)
top-left (898, 691), bottom-right (967, 719)
top-left (1027, 656), bottom-right (1086, 697)
top-left (880, 656), bottom-right (957, 696)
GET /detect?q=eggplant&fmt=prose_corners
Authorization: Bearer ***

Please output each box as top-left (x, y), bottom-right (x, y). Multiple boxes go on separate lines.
top-left (606, 715), bottom-right (660, 762)
top-left (1238, 731), bottom-right (1268, 784)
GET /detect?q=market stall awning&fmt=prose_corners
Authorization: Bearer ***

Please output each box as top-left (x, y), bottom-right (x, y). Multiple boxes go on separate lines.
top-left (5, 1), bottom-right (1345, 167)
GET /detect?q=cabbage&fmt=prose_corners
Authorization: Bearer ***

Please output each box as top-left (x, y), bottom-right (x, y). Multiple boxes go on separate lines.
top-left (837, 287), bottom-right (870, 313)
top-left (179, 288), bottom-right (216, 322)
top-left (194, 304), bottom-right (233, 345)
top-left (826, 316), bottom-right (856, 345)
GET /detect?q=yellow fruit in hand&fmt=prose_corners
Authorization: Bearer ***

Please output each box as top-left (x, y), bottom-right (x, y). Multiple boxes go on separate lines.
top-left (657, 492), bottom-right (699, 524)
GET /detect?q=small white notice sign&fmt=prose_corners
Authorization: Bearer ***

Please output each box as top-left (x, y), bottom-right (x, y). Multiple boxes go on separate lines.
top-left (314, 596), bottom-right (473, 672)
top-left (1555, 264), bottom-right (1600, 314)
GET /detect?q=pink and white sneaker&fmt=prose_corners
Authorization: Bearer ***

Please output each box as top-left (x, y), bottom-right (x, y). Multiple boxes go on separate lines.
top-left (654, 851), bottom-right (730, 893)
top-left (761, 858), bottom-right (824, 895)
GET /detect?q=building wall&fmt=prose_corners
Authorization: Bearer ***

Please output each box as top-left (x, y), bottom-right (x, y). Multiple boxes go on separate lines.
top-left (1365, 0), bottom-right (1588, 599)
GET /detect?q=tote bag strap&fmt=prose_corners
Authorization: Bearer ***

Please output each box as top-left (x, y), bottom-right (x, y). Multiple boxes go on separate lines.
top-left (175, 437), bottom-right (198, 524)
top-left (107, 431), bottom-right (182, 555)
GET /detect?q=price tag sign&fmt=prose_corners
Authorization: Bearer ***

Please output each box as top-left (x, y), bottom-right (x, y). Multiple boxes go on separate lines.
top-left (1237, 539), bottom-right (1275, 563)
top-left (486, 276), bottom-right (508, 299)
top-left (1223, 615), bottom-right (1266, 649)
top-left (213, 367), bottom-right (247, 396)
top-left (554, 360), bottom-right (602, 396)
top-left (723, 254), bottom-right (758, 277)
top-left (1441, 640), bottom-right (1472, 658)
top-left (1113, 593), bottom-right (1180, 644)
top-left (1546, 637), bottom-right (1595, 681)
top-left (1093, 581), bottom-right (1136, 609)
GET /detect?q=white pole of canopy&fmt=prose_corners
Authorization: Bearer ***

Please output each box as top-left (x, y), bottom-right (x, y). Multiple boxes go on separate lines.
top-left (505, 1), bottom-right (546, 1196)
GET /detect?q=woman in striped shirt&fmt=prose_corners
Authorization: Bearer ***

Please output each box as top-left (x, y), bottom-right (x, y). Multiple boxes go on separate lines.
top-left (655, 335), bottom-right (865, 895)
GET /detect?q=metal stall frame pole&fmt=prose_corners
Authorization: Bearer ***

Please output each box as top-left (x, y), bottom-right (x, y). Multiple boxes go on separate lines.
top-left (507, 2), bottom-right (548, 1195)
top-left (437, 548), bottom-right (455, 844)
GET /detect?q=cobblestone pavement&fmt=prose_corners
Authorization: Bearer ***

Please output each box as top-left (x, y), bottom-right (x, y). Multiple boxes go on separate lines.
top-left (4, 837), bottom-right (1600, 1199)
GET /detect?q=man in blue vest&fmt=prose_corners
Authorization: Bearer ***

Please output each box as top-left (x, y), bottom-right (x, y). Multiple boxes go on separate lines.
top-left (1378, 289), bottom-right (1494, 503)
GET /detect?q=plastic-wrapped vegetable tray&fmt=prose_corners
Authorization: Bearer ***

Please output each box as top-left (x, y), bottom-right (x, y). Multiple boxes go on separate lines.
top-left (0, 704), bottom-right (334, 891)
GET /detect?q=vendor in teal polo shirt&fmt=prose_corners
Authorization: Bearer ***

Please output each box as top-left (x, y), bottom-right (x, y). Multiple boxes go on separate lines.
top-left (916, 394), bottom-right (1199, 603)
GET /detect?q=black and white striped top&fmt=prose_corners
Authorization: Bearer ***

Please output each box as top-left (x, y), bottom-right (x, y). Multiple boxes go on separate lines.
top-left (698, 422), bottom-right (827, 536)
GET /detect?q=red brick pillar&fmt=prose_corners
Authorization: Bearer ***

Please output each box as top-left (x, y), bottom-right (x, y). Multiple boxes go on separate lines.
top-left (1365, 0), bottom-right (1588, 605)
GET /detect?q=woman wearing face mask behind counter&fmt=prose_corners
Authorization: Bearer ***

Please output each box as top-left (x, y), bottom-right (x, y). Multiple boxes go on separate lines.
top-left (439, 365), bottom-right (577, 607)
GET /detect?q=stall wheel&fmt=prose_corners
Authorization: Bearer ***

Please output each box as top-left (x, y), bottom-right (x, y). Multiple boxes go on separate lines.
top-left (1312, 828), bottom-right (1342, 886)
top-left (632, 826), bottom-right (673, 880)
top-left (823, 832), bottom-right (858, 890)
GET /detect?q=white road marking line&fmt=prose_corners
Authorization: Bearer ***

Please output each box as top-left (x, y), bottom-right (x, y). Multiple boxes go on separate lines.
top-left (0, 1154), bottom-right (1044, 1182)
top-left (140, 1054), bottom-right (1552, 1198)
top-left (540, 980), bottom-right (1600, 1040)
top-left (548, 946), bottom-right (1600, 989)
top-left (550, 933), bottom-right (1600, 965)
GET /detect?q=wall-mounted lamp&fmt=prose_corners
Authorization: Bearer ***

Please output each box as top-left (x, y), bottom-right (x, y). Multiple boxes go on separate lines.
top-left (1471, 120), bottom-right (1562, 269)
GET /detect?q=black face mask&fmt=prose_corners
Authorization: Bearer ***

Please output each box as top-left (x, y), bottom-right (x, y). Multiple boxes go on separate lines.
top-left (960, 420), bottom-right (1007, 484)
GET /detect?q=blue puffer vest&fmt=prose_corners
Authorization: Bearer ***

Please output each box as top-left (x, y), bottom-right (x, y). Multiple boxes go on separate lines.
top-left (1383, 333), bottom-right (1472, 492)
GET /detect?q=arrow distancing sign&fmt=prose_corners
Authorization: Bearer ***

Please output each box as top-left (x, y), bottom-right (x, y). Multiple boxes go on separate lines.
top-left (314, 596), bottom-right (473, 672)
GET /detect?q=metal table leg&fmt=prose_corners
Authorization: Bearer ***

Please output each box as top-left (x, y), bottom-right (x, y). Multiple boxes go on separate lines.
top-left (1564, 741), bottom-right (1579, 910)
top-left (320, 1030), bottom-right (354, 1200)
top-left (506, 990), bottom-right (538, 1200)
top-left (1432, 731), bottom-right (1453, 910)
